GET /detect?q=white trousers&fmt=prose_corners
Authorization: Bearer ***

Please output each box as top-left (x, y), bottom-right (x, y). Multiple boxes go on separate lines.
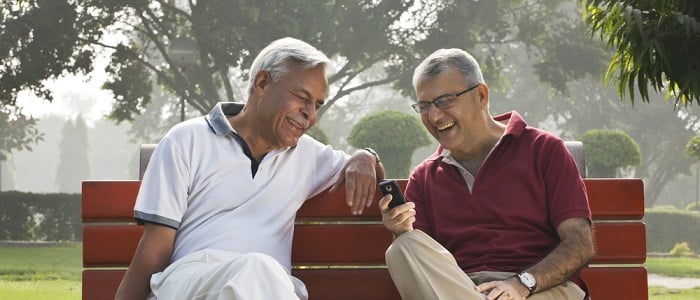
top-left (149, 249), bottom-right (307, 300)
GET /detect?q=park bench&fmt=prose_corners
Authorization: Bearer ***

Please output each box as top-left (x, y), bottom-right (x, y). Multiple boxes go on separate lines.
top-left (82, 142), bottom-right (647, 299)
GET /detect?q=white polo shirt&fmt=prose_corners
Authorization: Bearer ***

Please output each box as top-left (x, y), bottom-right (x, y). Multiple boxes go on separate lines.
top-left (134, 102), bottom-right (348, 270)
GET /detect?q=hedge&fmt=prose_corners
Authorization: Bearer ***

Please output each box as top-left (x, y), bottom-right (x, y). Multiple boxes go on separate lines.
top-left (0, 191), bottom-right (81, 241)
top-left (645, 209), bottom-right (700, 253)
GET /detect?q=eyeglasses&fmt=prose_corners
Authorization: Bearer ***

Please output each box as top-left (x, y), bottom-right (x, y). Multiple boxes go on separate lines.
top-left (411, 84), bottom-right (480, 114)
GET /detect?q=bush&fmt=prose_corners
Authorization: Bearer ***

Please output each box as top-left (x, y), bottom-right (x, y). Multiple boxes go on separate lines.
top-left (0, 191), bottom-right (81, 241)
top-left (687, 202), bottom-right (700, 212)
top-left (670, 242), bottom-right (694, 257)
top-left (645, 209), bottom-right (700, 253)
top-left (580, 129), bottom-right (641, 177)
top-left (348, 111), bottom-right (430, 178)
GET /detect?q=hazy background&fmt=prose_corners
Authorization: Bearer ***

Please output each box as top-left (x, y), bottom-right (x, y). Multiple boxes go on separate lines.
top-left (1, 0), bottom-right (699, 211)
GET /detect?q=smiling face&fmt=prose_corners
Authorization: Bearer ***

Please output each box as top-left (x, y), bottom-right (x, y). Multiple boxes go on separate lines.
top-left (415, 69), bottom-right (490, 157)
top-left (254, 64), bottom-right (328, 150)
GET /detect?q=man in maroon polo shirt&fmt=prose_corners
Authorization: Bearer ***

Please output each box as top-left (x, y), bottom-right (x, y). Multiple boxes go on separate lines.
top-left (379, 48), bottom-right (594, 300)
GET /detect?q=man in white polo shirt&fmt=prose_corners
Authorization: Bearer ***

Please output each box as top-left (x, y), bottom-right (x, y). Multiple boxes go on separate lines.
top-left (115, 37), bottom-right (384, 300)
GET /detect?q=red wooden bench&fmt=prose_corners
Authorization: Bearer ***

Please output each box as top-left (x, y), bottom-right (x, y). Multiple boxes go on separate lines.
top-left (82, 177), bottom-right (647, 299)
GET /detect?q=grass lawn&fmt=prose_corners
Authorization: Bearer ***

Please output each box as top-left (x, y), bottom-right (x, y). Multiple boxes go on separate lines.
top-left (0, 243), bottom-right (699, 300)
top-left (647, 256), bottom-right (700, 278)
top-left (649, 286), bottom-right (700, 300)
top-left (0, 243), bottom-right (81, 300)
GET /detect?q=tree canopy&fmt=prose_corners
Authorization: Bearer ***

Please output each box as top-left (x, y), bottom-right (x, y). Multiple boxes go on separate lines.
top-left (1, 0), bottom-right (604, 154)
top-left (581, 0), bottom-right (700, 105)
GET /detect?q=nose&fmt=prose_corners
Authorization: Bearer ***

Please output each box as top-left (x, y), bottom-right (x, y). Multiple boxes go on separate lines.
top-left (301, 103), bottom-right (316, 121)
top-left (426, 104), bottom-right (443, 122)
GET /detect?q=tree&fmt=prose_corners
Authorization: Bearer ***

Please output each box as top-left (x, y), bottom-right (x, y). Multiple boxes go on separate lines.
top-left (581, 0), bottom-right (700, 105)
top-left (55, 115), bottom-right (90, 193)
top-left (347, 111), bottom-right (429, 178)
top-left (2, 0), bottom-right (605, 148)
top-left (581, 129), bottom-right (642, 177)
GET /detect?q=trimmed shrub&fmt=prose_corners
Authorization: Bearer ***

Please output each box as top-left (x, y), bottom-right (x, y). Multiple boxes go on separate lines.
top-left (645, 209), bottom-right (700, 253)
top-left (0, 191), bottom-right (81, 241)
top-left (581, 129), bottom-right (641, 177)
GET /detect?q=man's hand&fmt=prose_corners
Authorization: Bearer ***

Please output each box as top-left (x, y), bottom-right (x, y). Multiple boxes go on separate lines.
top-left (378, 193), bottom-right (415, 236)
top-left (330, 149), bottom-right (384, 215)
top-left (476, 277), bottom-right (529, 300)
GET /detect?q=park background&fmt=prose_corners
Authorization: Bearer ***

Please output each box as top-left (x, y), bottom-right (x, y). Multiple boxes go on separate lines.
top-left (1, 0), bottom-right (699, 299)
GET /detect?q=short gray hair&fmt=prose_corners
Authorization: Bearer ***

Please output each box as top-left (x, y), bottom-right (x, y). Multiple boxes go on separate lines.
top-left (247, 37), bottom-right (332, 96)
top-left (412, 48), bottom-right (485, 90)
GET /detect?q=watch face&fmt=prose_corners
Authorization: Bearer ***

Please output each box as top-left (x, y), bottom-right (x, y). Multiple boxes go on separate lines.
top-left (519, 272), bottom-right (537, 289)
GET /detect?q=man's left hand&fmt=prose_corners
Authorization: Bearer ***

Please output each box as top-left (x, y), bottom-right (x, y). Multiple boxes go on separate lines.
top-left (476, 277), bottom-right (529, 300)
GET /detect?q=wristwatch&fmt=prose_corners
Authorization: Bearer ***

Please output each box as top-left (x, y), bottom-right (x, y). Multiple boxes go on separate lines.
top-left (516, 272), bottom-right (537, 294)
top-left (363, 147), bottom-right (381, 164)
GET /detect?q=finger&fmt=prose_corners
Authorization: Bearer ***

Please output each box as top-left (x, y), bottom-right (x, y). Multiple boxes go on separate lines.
top-left (476, 281), bottom-right (497, 293)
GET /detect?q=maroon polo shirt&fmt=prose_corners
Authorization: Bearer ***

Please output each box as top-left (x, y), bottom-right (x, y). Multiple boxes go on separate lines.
top-left (406, 111), bottom-right (591, 291)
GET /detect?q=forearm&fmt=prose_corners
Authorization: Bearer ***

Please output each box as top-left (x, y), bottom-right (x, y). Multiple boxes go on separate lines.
top-left (115, 224), bottom-right (175, 300)
top-left (526, 218), bottom-right (594, 293)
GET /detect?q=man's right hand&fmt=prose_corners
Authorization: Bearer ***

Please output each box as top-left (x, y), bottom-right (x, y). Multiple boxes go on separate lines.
top-left (378, 194), bottom-right (416, 237)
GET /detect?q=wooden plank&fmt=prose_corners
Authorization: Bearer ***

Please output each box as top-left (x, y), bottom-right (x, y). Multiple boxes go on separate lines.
top-left (83, 225), bottom-right (143, 267)
top-left (82, 266), bottom-right (647, 300)
top-left (581, 267), bottom-right (648, 300)
top-left (292, 268), bottom-right (400, 300)
top-left (82, 180), bottom-right (140, 221)
top-left (82, 270), bottom-right (125, 300)
top-left (84, 221), bottom-right (645, 267)
top-left (292, 225), bottom-right (392, 264)
top-left (590, 222), bottom-right (646, 264)
top-left (584, 178), bottom-right (644, 220)
top-left (81, 179), bottom-right (645, 221)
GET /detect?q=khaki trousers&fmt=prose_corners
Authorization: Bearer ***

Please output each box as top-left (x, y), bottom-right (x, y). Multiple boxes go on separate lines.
top-left (385, 230), bottom-right (586, 300)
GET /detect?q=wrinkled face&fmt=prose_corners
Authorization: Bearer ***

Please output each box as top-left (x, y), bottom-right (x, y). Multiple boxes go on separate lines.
top-left (415, 70), bottom-right (487, 153)
top-left (256, 65), bottom-right (327, 149)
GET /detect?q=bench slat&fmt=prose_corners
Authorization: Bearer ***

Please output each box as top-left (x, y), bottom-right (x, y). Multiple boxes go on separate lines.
top-left (83, 222), bottom-right (645, 267)
top-left (81, 179), bottom-right (645, 221)
top-left (83, 225), bottom-right (143, 267)
top-left (581, 267), bottom-right (648, 300)
top-left (82, 270), bottom-right (125, 300)
top-left (82, 180), bottom-right (140, 222)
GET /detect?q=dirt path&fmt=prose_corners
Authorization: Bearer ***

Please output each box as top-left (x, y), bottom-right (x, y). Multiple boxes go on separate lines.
top-left (648, 273), bottom-right (700, 289)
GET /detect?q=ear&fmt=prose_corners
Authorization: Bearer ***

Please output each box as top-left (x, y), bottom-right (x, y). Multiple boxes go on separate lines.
top-left (477, 84), bottom-right (490, 108)
top-left (252, 70), bottom-right (272, 94)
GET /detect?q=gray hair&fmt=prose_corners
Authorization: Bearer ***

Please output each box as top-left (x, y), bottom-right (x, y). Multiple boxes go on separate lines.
top-left (412, 48), bottom-right (485, 90)
top-left (247, 37), bottom-right (332, 96)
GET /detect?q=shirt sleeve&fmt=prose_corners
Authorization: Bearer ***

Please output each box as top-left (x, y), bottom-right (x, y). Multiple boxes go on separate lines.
top-left (133, 134), bottom-right (189, 229)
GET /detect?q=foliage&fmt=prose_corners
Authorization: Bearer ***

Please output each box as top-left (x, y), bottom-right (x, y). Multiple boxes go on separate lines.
top-left (581, 0), bottom-right (700, 105)
top-left (687, 202), bottom-right (700, 211)
top-left (686, 135), bottom-right (700, 160)
top-left (1, 0), bottom-right (607, 152)
top-left (645, 208), bottom-right (700, 252)
top-left (580, 129), bottom-right (642, 177)
top-left (306, 126), bottom-right (329, 145)
top-left (55, 116), bottom-right (90, 193)
top-left (670, 241), bottom-right (694, 257)
top-left (347, 110), bottom-right (429, 178)
top-left (0, 107), bottom-right (43, 160)
top-left (0, 191), bottom-right (81, 241)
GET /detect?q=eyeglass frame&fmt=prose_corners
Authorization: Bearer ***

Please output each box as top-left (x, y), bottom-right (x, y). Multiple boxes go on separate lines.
top-left (411, 83), bottom-right (481, 114)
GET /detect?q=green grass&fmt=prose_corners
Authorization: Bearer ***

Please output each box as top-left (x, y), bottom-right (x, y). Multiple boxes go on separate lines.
top-left (649, 286), bottom-right (700, 300)
top-left (0, 243), bottom-right (81, 281)
top-left (0, 244), bottom-right (699, 300)
top-left (0, 280), bottom-right (80, 300)
top-left (647, 257), bottom-right (700, 278)
top-left (0, 243), bottom-right (81, 300)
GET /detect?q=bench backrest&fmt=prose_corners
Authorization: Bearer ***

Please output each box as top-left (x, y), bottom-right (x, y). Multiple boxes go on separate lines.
top-left (83, 142), bottom-right (648, 300)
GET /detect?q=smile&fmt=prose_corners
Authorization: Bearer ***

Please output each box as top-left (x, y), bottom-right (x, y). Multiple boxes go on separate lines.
top-left (436, 122), bottom-right (455, 131)
top-left (287, 117), bottom-right (306, 130)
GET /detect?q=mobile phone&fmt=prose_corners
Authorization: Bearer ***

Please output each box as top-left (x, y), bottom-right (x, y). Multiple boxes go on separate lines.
top-left (379, 180), bottom-right (407, 209)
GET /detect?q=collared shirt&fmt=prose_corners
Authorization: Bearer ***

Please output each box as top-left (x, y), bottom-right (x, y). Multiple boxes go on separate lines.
top-left (134, 102), bottom-right (349, 269)
top-left (406, 111), bottom-right (591, 290)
